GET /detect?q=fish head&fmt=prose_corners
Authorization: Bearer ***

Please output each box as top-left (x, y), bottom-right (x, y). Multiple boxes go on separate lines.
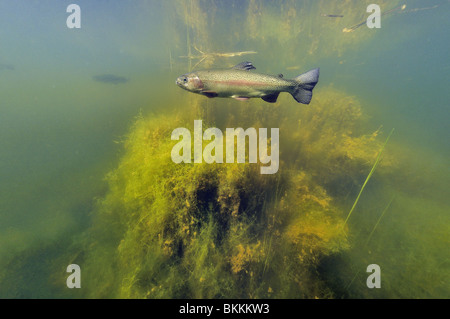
top-left (176, 72), bottom-right (204, 93)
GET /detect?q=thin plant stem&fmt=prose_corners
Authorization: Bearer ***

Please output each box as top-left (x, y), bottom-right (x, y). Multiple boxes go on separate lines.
top-left (345, 268), bottom-right (362, 292)
top-left (343, 128), bottom-right (394, 228)
top-left (365, 196), bottom-right (395, 247)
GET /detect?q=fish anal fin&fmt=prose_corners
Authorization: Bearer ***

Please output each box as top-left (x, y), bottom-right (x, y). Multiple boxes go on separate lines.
top-left (203, 91), bottom-right (218, 98)
top-left (261, 92), bottom-right (280, 103)
top-left (232, 62), bottom-right (256, 71)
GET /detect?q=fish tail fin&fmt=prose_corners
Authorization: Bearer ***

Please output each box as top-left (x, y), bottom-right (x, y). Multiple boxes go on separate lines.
top-left (290, 68), bottom-right (319, 104)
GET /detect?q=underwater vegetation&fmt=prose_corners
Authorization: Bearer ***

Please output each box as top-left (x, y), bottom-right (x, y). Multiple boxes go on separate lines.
top-left (59, 86), bottom-right (398, 299)
top-left (166, 0), bottom-right (403, 72)
top-left (1, 0), bottom-right (447, 300)
top-left (93, 74), bottom-right (129, 85)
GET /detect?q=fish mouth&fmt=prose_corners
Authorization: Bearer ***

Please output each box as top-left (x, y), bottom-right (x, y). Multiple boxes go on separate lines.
top-left (176, 76), bottom-right (187, 89)
top-left (176, 74), bottom-right (203, 92)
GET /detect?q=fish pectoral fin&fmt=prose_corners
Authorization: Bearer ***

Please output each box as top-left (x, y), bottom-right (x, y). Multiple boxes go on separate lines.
top-left (232, 62), bottom-right (256, 71)
top-left (202, 91), bottom-right (218, 98)
top-left (261, 92), bottom-right (280, 103)
top-left (231, 95), bottom-right (250, 101)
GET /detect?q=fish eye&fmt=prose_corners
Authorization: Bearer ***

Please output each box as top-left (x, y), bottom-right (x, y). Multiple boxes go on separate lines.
top-left (183, 77), bottom-right (187, 83)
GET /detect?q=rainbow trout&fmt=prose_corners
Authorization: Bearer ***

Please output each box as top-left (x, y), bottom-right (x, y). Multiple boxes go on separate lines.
top-left (176, 62), bottom-right (319, 104)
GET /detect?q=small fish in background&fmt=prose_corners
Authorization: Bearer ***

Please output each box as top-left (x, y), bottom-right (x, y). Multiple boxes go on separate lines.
top-left (0, 63), bottom-right (15, 71)
top-left (179, 45), bottom-right (258, 71)
top-left (343, 4), bottom-right (408, 33)
top-left (176, 62), bottom-right (319, 104)
top-left (93, 74), bottom-right (128, 85)
top-left (321, 14), bottom-right (344, 18)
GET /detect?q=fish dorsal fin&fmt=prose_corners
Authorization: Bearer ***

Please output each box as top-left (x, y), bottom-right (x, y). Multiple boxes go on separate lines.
top-left (232, 62), bottom-right (256, 71)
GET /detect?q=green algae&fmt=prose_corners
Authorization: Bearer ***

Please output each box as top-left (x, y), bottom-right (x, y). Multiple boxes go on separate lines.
top-left (0, 0), bottom-right (447, 300)
top-left (70, 86), bottom-right (393, 298)
top-left (343, 128), bottom-right (394, 227)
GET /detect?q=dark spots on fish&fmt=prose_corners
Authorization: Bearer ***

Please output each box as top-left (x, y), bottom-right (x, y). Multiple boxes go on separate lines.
top-left (278, 73), bottom-right (283, 78)
top-left (93, 74), bottom-right (128, 85)
top-left (202, 91), bottom-right (218, 98)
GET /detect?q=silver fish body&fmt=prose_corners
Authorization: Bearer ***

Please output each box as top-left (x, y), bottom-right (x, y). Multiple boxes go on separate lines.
top-left (176, 62), bottom-right (319, 104)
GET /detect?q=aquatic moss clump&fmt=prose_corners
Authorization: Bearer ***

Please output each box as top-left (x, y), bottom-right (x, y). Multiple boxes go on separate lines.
top-left (277, 88), bottom-right (394, 198)
top-left (77, 87), bottom-right (394, 298)
top-left (80, 115), bottom-right (353, 298)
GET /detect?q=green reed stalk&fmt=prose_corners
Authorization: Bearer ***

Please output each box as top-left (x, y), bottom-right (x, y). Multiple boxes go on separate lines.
top-left (365, 196), bottom-right (395, 246)
top-left (343, 128), bottom-right (394, 228)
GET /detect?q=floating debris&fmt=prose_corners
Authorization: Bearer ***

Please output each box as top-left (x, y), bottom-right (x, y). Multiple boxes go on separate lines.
top-left (342, 21), bottom-right (367, 33)
top-left (342, 3), bottom-right (443, 33)
top-left (180, 46), bottom-right (257, 70)
top-left (343, 4), bottom-right (407, 33)
top-left (321, 14), bottom-right (344, 18)
top-left (93, 74), bottom-right (128, 85)
top-left (403, 4), bottom-right (440, 13)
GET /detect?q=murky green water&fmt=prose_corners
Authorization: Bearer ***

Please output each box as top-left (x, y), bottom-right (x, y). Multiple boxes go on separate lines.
top-left (0, 0), bottom-right (448, 299)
